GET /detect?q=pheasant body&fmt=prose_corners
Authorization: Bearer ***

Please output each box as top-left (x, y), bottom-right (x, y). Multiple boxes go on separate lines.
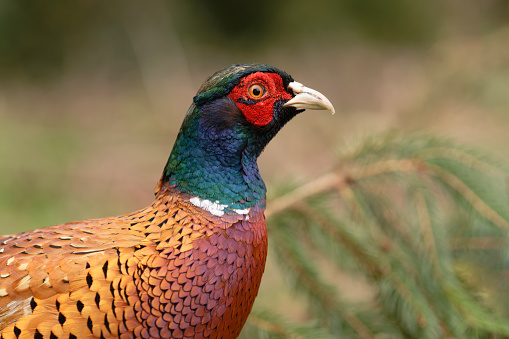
top-left (0, 64), bottom-right (334, 338)
top-left (0, 186), bottom-right (267, 339)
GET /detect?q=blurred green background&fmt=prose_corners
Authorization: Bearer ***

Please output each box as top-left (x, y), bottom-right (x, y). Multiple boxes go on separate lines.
top-left (1, 0), bottom-right (509, 332)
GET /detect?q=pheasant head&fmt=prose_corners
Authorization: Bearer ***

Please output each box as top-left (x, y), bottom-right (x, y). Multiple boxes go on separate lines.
top-left (162, 63), bottom-right (334, 216)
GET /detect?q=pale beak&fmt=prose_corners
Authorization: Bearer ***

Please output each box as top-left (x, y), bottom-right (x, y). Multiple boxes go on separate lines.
top-left (283, 81), bottom-right (335, 114)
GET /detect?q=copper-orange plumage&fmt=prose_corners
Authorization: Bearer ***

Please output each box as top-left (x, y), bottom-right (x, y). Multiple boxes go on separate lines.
top-left (0, 64), bottom-right (334, 339)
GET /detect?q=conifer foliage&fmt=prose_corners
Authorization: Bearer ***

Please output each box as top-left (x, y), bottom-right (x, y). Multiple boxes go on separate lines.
top-left (243, 133), bottom-right (509, 338)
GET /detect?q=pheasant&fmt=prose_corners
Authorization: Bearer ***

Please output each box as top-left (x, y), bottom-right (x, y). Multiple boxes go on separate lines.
top-left (0, 64), bottom-right (334, 339)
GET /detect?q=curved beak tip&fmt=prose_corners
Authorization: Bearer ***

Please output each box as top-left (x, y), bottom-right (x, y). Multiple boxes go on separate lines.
top-left (283, 81), bottom-right (335, 115)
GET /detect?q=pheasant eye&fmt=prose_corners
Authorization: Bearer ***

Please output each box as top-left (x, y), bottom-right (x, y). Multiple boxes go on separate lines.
top-left (248, 84), bottom-right (265, 99)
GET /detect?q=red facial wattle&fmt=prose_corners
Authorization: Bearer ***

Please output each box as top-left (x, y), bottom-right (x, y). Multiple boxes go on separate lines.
top-left (227, 72), bottom-right (293, 127)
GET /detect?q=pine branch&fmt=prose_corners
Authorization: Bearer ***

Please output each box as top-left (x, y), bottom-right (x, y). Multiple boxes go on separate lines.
top-left (264, 132), bottom-right (509, 338)
top-left (425, 162), bottom-right (509, 229)
top-left (265, 172), bottom-right (344, 218)
top-left (449, 237), bottom-right (507, 249)
top-left (270, 220), bottom-right (376, 338)
top-left (243, 309), bottom-right (333, 339)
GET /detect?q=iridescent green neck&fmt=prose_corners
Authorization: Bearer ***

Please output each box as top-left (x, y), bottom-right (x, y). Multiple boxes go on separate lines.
top-left (163, 105), bottom-right (266, 212)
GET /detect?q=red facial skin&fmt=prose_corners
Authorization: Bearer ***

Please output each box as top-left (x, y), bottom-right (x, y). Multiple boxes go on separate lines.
top-left (227, 72), bottom-right (293, 127)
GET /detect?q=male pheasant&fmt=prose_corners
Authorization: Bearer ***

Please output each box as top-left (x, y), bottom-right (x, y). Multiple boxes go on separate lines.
top-left (0, 64), bottom-right (334, 339)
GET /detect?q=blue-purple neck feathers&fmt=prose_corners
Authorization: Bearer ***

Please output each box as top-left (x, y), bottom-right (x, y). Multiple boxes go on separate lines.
top-left (163, 103), bottom-right (267, 212)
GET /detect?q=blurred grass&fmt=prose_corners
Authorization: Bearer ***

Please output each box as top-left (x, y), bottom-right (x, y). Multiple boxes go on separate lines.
top-left (0, 117), bottom-right (79, 230)
top-left (1, 0), bottom-right (509, 332)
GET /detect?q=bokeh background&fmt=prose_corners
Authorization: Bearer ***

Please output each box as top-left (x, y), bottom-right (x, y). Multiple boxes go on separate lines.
top-left (1, 0), bottom-right (509, 332)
